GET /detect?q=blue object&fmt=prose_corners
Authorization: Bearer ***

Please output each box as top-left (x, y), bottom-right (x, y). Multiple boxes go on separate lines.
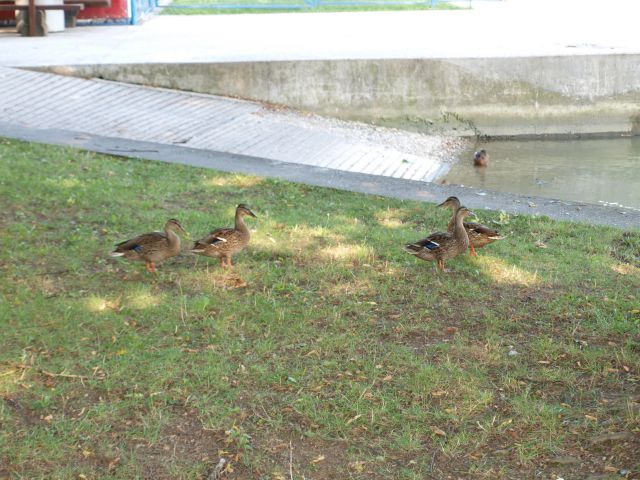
top-left (424, 241), bottom-right (440, 250)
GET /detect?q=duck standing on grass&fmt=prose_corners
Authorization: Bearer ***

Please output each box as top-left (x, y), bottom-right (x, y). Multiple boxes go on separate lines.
top-left (109, 218), bottom-right (187, 273)
top-left (190, 204), bottom-right (257, 268)
top-left (404, 206), bottom-right (474, 272)
top-left (438, 196), bottom-right (504, 257)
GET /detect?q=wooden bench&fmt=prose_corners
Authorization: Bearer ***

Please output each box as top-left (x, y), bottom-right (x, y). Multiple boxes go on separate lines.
top-left (64, 0), bottom-right (109, 6)
top-left (0, 0), bottom-right (110, 34)
top-left (62, 0), bottom-right (109, 27)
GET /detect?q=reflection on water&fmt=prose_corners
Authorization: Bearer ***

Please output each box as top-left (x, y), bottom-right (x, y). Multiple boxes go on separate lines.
top-left (438, 137), bottom-right (640, 210)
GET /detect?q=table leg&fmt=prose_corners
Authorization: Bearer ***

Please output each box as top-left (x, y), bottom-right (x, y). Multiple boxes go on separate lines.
top-left (28, 0), bottom-right (35, 36)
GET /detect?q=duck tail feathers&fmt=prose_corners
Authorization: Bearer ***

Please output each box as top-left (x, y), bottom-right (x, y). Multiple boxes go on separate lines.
top-left (403, 244), bottom-right (421, 254)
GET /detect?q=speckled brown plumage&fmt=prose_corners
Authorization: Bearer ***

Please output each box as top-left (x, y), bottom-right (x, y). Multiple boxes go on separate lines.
top-left (190, 204), bottom-right (256, 268)
top-left (404, 207), bottom-right (474, 272)
top-left (110, 218), bottom-right (186, 273)
top-left (439, 196), bottom-right (504, 257)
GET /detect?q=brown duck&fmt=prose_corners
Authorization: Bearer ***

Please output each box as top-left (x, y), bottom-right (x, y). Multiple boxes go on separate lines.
top-left (404, 206), bottom-right (474, 272)
top-left (190, 204), bottom-right (257, 268)
top-left (438, 196), bottom-right (503, 256)
top-left (109, 218), bottom-right (187, 273)
top-left (474, 149), bottom-right (489, 167)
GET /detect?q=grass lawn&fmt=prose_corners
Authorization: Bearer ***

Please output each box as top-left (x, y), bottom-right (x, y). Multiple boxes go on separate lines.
top-left (161, 1), bottom-right (460, 16)
top-left (0, 138), bottom-right (639, 479)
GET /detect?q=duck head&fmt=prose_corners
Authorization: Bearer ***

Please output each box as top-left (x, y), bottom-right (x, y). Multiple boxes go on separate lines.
top-left (437, 196), bottom-right (461, 210)
top-left (474, 149), bottom-right (489, 167)
top-left (237, 204), bottom-right (257, 219)
top-left (166, 218), bottom-right (187, 235)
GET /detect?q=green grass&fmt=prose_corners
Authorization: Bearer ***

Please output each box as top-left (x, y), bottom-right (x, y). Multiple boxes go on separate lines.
top-left (161, 0), bottom-right (460, 16)
top-left (0, 138), bottom-right (639, 479)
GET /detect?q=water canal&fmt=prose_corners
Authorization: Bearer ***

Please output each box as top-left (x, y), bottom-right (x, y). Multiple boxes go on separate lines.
top-left (438, 137), bottom-right (640, 210)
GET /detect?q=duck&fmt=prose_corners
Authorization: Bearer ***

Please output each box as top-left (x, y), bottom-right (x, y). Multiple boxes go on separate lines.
top-left (190, 204), bottom-right (257, 268)
top-left (474, 149), bottom-right (489, 167)
top-left (404, 206), bottom-right (474, 272)
top-left (109, 218), bottom-right (187, 273)
top-left (438, 196), bottom-right (504, 257)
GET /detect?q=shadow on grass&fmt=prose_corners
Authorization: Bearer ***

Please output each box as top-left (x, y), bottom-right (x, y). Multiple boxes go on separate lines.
top-left (3, 140), bottom-right (639, 479)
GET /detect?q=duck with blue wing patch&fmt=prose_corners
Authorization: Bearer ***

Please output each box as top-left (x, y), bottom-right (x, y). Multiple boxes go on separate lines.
top-left (190, 204), bottom-right (257, 268)
top-left (109, 218), bottom-right (187, 273)
top-left (404, 207), bottom-right (474, 272)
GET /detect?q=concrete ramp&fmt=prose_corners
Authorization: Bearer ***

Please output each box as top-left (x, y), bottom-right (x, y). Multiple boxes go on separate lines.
top-left (0, 67), bottom-right (456, 182)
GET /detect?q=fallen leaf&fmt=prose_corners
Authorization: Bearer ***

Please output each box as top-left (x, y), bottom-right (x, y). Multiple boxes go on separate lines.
top-left (444, 326), bottom-right (459, 335)
top-left (430, 425), bottom-right (446, 437)
top-left (310, 455), bottom-right (326, 464)
top-left (535, 241), bottom-right (547, 249)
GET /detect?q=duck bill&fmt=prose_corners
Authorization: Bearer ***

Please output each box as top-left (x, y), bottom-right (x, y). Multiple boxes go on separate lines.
top-left (248, 210), bottom-right (257, 219)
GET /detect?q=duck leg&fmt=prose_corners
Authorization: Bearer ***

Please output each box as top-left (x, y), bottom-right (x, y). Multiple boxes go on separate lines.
top-left (149, 262), bottom-right (158, 273)
top-left (469, 245), bottom-right (478, 257)
top-left (226, 256), bottom-right (233, 268)
top-left (437, 259), bottom-right (452, 273)
top-left (145, 261), bottom-right (153, 273)
top-left (219, 257), bottom-right (226, 268)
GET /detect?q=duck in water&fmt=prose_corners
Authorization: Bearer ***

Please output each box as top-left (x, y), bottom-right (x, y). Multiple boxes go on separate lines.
top-left (474, 149), bottom-right (489, 167)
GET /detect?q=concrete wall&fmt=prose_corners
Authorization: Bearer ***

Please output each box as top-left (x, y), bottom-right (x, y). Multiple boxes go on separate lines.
top-left (46, 54), bottom-right (640, 137)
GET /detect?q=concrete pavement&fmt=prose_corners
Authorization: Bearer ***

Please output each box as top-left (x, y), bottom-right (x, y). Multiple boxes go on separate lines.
top-left (3, 121), bottom-right (638, 229)
top-left (0, 0), bottom-right (638, 225)
top-left (0, 66), bottom-right (458, 181)
top-left (1, 0), bottom-right (640, 67)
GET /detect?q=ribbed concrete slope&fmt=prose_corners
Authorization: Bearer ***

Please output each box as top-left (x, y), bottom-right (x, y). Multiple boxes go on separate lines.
top-left (0, 67), bottom-right (453, 182)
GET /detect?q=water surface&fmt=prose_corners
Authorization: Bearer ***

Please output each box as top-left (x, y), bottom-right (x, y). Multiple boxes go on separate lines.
top-left (438, 138), bottom-right (640, 210)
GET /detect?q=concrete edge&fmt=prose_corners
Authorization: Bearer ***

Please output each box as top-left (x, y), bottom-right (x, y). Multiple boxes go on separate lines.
top-left (1, 122), bottom-right (638, 230)
top-left (30, 55), bottom-right (640, 138)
